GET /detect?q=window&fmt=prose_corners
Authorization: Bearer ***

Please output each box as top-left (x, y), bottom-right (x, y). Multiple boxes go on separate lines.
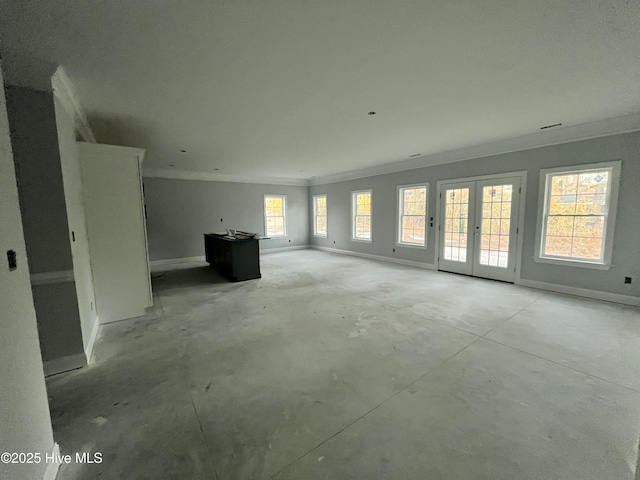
top-left (313, 194), bottom-right (327, 237)
top-left (264, 195), bottom-right (287, 237)
top-left (352, 190), bottom-right (372, 241)
top-left (537, 162), bottom-right (620, 267)
top-left (398, 185), bottom-right (427, 247)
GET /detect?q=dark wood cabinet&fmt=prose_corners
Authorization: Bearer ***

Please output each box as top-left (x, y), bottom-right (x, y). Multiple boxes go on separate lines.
top-left (204, 234), bottom-right (261, 282)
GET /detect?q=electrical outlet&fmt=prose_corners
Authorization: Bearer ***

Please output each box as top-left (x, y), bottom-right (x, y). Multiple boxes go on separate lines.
top-left (624, 277), bottom-right (632, 284)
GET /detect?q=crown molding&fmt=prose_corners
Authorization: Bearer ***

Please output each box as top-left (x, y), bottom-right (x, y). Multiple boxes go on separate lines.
top-left (309, 113), bottom-right (640, 186)
top-left (52, 66), bottom-right (96, 143)
top-left (142, 167), bottom-right (310, 187)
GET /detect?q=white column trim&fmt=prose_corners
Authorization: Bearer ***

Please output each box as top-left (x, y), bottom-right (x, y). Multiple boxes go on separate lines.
top-left (52, 66), bottom-right (95, 143)
top-left (84, 318), bottom-right (100, 365)
top-left (42, 443), bottom-right (61, 480)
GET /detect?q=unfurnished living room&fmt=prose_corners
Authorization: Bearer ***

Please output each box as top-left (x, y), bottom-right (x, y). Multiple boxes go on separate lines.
top-left (1, 1), bottom-right (639, 480)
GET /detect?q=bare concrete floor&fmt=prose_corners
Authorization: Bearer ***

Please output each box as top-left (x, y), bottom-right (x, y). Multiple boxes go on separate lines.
top-left (47, 250), bottom-right (640, 479)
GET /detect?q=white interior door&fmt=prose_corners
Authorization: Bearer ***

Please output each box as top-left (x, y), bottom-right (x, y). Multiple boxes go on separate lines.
top-left (439, 176), bottom-right (521, 282)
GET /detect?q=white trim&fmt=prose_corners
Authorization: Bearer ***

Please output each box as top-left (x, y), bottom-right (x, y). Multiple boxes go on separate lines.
top-left (43, 443), bottom-right (61, 480)
top-left (534, 161), bottom-right (621, 269)
top-left (532, 256), bottom-right (612, 270)
top-left (438, 170), bottom-right (528, 185)
top-left (136, 156), bottom-right (153, 307)
top-left (310, 113), bottom-right (640, 186)
top-left (261, 245), bottom-right (311, 254)
top-left (397, 183), bottom-right (428, 248)
top-left (51, 67), bottom-right (95, 143)
top-left (514, 173), bottom-right (528, 282)
top-left (143, 167), bottom-right (309, 186)
top-left (351, 189), bottom-right (373, 242)
top-left (312, 194), bottom-right (328, 238)
top-left (84, 318), bottom-right (100, 365)
top-left (150, 248), bottom-right (312, 271)
top-left (30, 270), bottom-right (75, 286)
top-left (264, 194), bottom-right (288, 238)
top-left (311, 245), bottom-right (435, 270)
top-left (43, 353), bottom-right (86, 377)
top-left (150, 256), bottom-right (207, 272)
top-left (516, 278), bottom-right (640, 307)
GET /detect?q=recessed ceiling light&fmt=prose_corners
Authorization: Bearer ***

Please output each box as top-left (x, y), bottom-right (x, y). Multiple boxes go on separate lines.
top-left (540, 123), bottom-right (562, 130)
top-left (410, 154), bottom-right (421, 158)
top-left (368, 111), bottom-right (376, 115)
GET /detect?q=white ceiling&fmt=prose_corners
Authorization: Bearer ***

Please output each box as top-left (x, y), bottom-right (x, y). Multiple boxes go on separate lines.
top-left (1, 0), bottom-right (639, 182)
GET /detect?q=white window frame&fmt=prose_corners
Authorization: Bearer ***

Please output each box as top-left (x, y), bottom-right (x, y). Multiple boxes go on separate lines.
top-left (351, 189), bottom-right (373, 243)
top-left (264, 194), bottom-right (287, 238)
top-left (397, 183), bottom-right (428, 248)
top-left (534, 161), bottom-right (621, 270)
top-left (313, 194), bottom-right (328, 237)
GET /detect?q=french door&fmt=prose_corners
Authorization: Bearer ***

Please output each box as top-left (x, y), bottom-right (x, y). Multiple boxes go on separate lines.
top-left (439, 176), bottom-right (521, 282)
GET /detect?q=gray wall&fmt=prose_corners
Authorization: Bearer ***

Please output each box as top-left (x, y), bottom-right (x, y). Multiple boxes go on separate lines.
top-left (6, 85), bottom-right (86, 364)
top-left (6, 86), bottom-right (73, 273)
top-left (144, 178), bottom-right (309, 261)
top-left (310, 132), bottom-right (640, 298)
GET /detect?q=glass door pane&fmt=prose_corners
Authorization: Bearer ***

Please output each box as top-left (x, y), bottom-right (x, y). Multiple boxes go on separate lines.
top-left (443, 187), bottom-right (469, 262)
top-left (479, 184), bottom-right (512, 268)
top-left (439, 182), bottom-right (474, 275)
top-left (472, 177), bottom-right (521, 282)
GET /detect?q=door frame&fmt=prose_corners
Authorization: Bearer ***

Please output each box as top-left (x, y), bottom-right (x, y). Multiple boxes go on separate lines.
top-left (435, 170), bottom-right (527, 282)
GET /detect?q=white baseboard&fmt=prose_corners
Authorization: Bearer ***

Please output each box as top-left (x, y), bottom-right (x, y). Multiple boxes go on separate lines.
top-left (42, 443), bottom-right (61, 480)
top-left (84, 318), bottom-right (100, 365)
top-left (260, 245), bottom-right (311, 254)
top-left (150, 256), bottom-right (207, 272)
top-left (150, 246), bottom-right (312, 272)
top-left (43, 353), bottom-right (86, 377)
top-left (30, 270), bottom-right (74, 286)
top-left (516, 278), bottom-right (640, 307)
top-left (311, 245), bottom-right (436, 270)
